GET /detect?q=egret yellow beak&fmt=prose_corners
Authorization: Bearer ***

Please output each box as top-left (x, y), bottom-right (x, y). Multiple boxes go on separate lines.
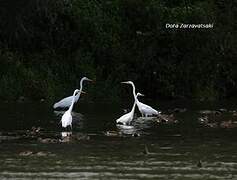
top-left (80, 90), bottom-right (86, 94)
top-left (87, 78), bottom-right (93, 82)
top-left (121, 81), bottom-right (128, 84)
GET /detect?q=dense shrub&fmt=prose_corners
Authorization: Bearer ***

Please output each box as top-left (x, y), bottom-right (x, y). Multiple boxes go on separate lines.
top-left (0, 0), bottom-right (236, 101)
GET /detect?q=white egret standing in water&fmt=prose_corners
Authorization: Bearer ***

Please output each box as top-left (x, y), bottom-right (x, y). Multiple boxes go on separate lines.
top-left (116, 82), bottom-right (139, 125)
top-left (121, 81), bottom-right (160, 117)
top-left (136, 93), bottom-right (161, 117)
top-left (116, 96), bottom-right (136, 125)
top-left (116, 93), bottom-right (144, 125)
top-left (61, 89), bottom-right (80, 129)
top-left (53, 77), bottom-right (92, 109)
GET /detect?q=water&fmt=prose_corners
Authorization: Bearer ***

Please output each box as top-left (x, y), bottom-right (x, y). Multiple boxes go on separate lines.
top-left (0, 101), bottom-right (237, 179)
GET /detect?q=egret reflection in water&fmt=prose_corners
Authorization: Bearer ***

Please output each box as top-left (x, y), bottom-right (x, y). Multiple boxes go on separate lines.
top-left (116, 124), bottom-right (137, 135)
top-left (116, 116), bottom-right (157, 135)
top-left (133, 117), bottom-right (158, 128)
top-left (61, 131), bottom-right (72, 138)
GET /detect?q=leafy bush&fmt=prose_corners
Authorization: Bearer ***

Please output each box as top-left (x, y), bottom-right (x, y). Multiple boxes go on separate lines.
top-left (0, 0), bottom-right (236, 101)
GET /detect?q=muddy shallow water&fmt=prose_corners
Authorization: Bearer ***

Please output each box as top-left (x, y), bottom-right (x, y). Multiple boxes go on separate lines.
top-left (0, 101), bottom-right (237, 179)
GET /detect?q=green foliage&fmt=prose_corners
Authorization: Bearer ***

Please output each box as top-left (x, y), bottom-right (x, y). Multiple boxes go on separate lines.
top-left (0, 0), bottom-right (236, 101)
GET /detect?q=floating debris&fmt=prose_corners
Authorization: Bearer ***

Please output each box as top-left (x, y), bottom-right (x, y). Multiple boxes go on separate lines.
top-left (156, 114), bottom-right (178, 124)
top-left (31, 126), bottom-right (42, 134)
top-left (198, 109), bottom-right (237, 129)
top-left (218, 108), bottom-right (227, 113)
top-left (38, 138), bottom-right (58, 144)
top-left (104, 131), bottom-right (121, 137)
top-left (19, 151), bottom-right (54, 157)
top-left (198, 116), bottom-right (209, 124)
top-left (73, 133), bottom-right (90, 141)
top-left (19, 151), bottom-right (33, 156)
top-left (220, 120), bottom-right (237, 129)
top-left (199, 110), bottom-right (221, 115)
top-left (206, 122), bottom-right (218, 128)
top-left (35, 151), bottom-right (48, 157)
top-left (173, 108), bottom-right (187, 113)
top-left (132, 133), bottom-right (140, 137)
top-left (59, 132), bottom-right (90, 143)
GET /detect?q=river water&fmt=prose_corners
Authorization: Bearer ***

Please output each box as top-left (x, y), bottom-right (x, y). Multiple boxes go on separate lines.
top-left (0, 101), bottom-right (237, 179)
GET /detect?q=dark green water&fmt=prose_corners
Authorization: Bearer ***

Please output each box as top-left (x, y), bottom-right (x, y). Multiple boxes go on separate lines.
top-left (0, 101), bottom-right (237, 179)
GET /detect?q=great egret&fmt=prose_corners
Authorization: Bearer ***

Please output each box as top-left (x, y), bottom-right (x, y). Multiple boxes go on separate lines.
top-left (53, 77), bottom-right (92, 109)
top-left (116, 83), bottom-right (138, 125)
top-left (136, 93), bottom-right (161, 117)
top-left (61, 89), bottom-right (80, 129)
top-left (116, 98), bottom-right (136, 125)
top-left (121, 81), bottom-right (160, 117)
top-left (116, 93), bottom-right (145, 126)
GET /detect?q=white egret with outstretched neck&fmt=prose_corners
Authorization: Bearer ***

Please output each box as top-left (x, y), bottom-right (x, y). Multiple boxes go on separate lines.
top-left (53, 77), bottom-right (92, 109)
top-left (116, 95), bottom-right (136, 125)
top-left (116, 92), bottom-right (144, 125)
top-left (121, 81), bottom-right (160, 117)
top-left (61, 89), bottom-right (80, 129)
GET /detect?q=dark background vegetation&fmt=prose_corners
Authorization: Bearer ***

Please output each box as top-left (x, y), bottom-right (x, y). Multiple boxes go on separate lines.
top-left (0, 0), bottom-right (236, 102)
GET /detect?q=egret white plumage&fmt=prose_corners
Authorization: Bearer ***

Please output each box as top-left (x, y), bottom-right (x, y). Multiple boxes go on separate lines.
top-left (61, 89), bottom-right (80, 129)
top-left (136, 93), bottom-right (160, 117)
top-left (116, 82), bottom-right (138, 125)
top-left (53, 77), bottom-right (92, 109)
top-left (116, 89), bottom-right (146, 125)
top-left (116, 98), bottom-right (136, 125)
top-left (121, 81), bottom-right (160, 117)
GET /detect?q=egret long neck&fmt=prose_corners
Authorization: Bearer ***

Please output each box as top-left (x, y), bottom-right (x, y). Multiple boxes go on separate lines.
top-left (130, 100), bottom-right (136, 119)
top-left (135, 95), bottom-right (140, 103)
top-left (131, 83), bottom-right (136, 102)
top-left (79, 78), bottom-right (84, 91)
top-left (69, 92), bottom-right (77, 112)
top-left (75, 78), bottom-right (84, 99)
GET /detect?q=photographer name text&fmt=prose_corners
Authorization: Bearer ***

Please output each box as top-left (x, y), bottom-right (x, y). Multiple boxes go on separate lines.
top-left (166, 23), bottom-right (214, 29)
